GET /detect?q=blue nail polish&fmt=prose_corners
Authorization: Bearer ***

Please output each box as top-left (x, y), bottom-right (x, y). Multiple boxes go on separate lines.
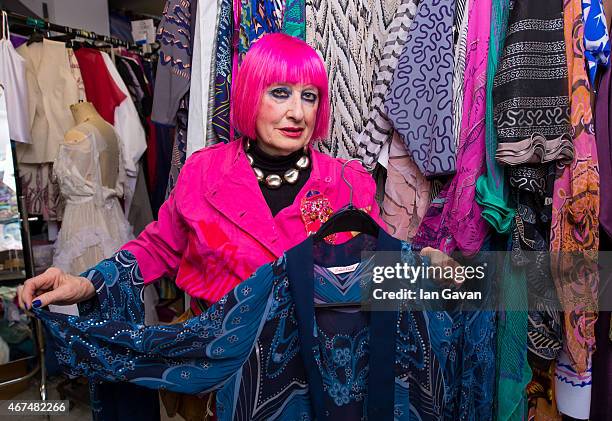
top-left (32, 300), bottom-right (41, 308)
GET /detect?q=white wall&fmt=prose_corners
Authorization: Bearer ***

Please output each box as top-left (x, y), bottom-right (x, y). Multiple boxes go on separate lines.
top-left (18, 0), bottom-right (110, 36)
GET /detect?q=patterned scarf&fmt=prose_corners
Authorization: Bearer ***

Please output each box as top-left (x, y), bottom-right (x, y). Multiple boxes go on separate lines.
top-left (354, 0), bottom-right (420, 168)
top-left (281, 0), bottom-right (305, 39)
top-left (306, 0), bottom-right (400, 158)
top-left (384, 0), bottom-right (456, 178)
top-left (475, 0), bottom-right (514, 235)
top-left (582, 0), bottom-right (611, 85)
top-left (550, 0), bottom-right (600, 376)
top-left (412, 0), bottom-right (491, 256)
top-left (212, 0), bottom-right (234, 145)
top-left (238, 0), bottom-right (285, 61)
top-left (452, 0), bottom-right (470, 152)
top-left (492, 0), bottom-right (573, 166)
top-left (381, 132), bottom-right (431, 241)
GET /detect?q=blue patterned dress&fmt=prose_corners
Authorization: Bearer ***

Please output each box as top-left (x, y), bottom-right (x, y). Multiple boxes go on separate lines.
top-left (35, 230), bottom-right (495, 420)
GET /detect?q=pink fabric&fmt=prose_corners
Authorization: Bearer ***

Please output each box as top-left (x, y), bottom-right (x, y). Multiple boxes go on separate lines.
top-left (413, 0), bottom-right (491, 255)
top-left (550, 0), bottom-right (600, 375)
top-left (122, 139), bottom-right (383, 304)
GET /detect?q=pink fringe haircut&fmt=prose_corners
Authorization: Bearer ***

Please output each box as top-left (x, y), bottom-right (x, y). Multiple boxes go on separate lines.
top-left (231, 33), bottom-right (330, 141)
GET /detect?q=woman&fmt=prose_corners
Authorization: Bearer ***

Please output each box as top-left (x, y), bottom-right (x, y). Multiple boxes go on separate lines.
top-left (18, 33), bottom-right (385, 311)
top-left (17, 33), bottom-right (455, 419)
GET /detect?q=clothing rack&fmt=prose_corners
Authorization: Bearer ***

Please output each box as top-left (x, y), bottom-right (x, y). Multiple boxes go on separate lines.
top-left (2, 9), bottom-right (138, 50)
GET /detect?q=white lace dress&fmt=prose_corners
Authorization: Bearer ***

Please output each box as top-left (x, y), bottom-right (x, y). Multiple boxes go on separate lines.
top-left (52, 123), bottom-right (133, 275)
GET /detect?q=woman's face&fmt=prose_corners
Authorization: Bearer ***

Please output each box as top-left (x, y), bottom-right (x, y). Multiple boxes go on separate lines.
top-left (255, 83), bottom-right (319, 156)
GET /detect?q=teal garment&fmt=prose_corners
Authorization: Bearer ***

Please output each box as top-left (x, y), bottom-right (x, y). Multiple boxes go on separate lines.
top-left (475, 0), bottom-right (514, 234)
top-left (496, 235), bottom-right (532, 421)
top-left (282, 0), bottom-right (305, 40)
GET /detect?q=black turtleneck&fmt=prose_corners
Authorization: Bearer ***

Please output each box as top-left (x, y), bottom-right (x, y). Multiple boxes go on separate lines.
top-left (249, 142), bottom-right (311, 216)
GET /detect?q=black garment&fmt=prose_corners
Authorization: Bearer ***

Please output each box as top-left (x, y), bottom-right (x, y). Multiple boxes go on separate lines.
top-left (248, 142), bottom-right (311, 216)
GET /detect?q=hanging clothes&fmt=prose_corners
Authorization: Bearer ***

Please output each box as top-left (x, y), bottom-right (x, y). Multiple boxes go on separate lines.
top-left (66, 47), bottom-right (87, 102)
top-left (550, 0), bottom-right (600, 416)
top-left (211, 0), bottom-right (234, 145)
top-left (186, 0), bottom-right (212, 158)
top-left (282, 0), bottom-right (306, 39)
top-left (99, 52), bottom-right (147, 178)
top-left (582, 0), bottom-right (611, 85)
top-left (489, 2), bottom-right (568, 414)
top-left (412, 0), bottom-right (492, 256)
top-left (381, 132), bottom-right (431, 241)
top-left (0, 11), bottom-right (30, 143)
top-left (551, 0), bottom-right (600, 375)
top-left (496, 238), bottom-right (532, 421)
top-left (15, 38), bottom-right (81, 221)
top-left (474, 0), bottom-right (513, 235)
top-left (152, 0), bottom-right (194, 126)
top-left (15, 39), bottom-right (79, 164)
top-left (596, 47), bottom-right (612, 239)
top-left (74, 48), bottom-right (127, 125)
top-left (452, 0), bottom-right (470, 152)
top-left (307, 0), bottom-right (399, 159)
top-left (35, 229), bottom-right (496, 420)
top-left (154, 0), bottom-right (198, 196)
top-left (354, 0), bottom-right (420, 168)
top-left (384, 0), bottom-right (456, 177)
top-left (492, 0), bottom-right (573, 167)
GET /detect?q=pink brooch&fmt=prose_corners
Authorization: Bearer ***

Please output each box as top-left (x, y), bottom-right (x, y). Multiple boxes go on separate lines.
top-left (300, 190), bottom-right (336, 243)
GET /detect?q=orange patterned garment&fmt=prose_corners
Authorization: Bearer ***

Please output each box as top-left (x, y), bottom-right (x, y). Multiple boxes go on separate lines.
top-left (550, 0), bottom-right (600, 374)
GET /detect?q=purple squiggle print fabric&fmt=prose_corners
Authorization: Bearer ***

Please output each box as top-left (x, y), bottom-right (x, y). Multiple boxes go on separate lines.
top-left (384, 0), bottom-right (455, 178)
top-left (413, 0), bottom-right (492, 256)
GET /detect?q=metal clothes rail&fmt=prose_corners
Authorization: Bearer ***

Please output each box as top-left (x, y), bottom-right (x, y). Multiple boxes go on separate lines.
top-left (2, 9), bottom-right (137, 49)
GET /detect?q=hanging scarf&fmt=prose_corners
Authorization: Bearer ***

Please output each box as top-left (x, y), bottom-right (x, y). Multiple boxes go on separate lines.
top-left (582, 0), bottom-right (611, 85)
top-left (384, 0), bottom-right (456, 178)
top-left (452, 0), bottom-right (471, 152)
top-left (496, 237), bottom-right (532, 421)
top-left (381, 132), bottom-right (431, 241)
top-left (475, 0), bottom-right (514, 235)
top-left (412, 0), bottom-right (491, 256)
top-left (492, 0), bottom-right (573, 166)
top-left (238, 0), bottom-right (285, 62)
top-left (306, 0), bottom-right (399, 158)
top-left (212, 0), bottom-right (234, 144)
top-left (490, 0), bottom-right (568, 378)
top-left (595, 50), bottom-right (612, 238)
top-left (550, 0), bottom-right (600, 376)
top-left (354, 0), bottom-right (420, 168)
top-left (281, 0), bottom-right (306, 39)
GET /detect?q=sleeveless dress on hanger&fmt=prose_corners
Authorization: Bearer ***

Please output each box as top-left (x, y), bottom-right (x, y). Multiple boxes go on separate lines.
top-left (52, 122), bottom-right (133, 275)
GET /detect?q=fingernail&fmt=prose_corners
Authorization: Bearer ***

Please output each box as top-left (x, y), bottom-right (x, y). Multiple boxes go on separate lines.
top-left (32, 300), bottom-right (41, 308)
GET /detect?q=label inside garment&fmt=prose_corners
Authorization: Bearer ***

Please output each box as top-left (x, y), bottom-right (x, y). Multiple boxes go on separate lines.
top-left (326, 263), bottom-right (360, 275)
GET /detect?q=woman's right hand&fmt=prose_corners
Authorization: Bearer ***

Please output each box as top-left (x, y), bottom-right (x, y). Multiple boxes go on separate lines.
top-left (16, 268), bottom-right (96, 310)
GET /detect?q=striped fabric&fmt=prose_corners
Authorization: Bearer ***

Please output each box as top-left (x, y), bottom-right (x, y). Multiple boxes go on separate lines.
top-left (307, 0), bottom-right (399, 159)
top-left (355, 0), bottom-right (420, 168)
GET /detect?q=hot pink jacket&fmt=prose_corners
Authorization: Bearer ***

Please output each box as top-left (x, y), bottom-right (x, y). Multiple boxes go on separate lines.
top-left (122, 140), bottom-right (383, 304)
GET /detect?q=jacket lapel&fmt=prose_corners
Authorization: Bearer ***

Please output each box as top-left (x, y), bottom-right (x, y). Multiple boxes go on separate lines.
top-left (204, 141), bottom-right (284, 257)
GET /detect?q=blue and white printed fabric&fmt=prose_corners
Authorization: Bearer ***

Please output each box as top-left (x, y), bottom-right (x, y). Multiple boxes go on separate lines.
top-left (582, 0), bottom-right (611, 85)
top-left (35, 231), bottom-right (496, 420)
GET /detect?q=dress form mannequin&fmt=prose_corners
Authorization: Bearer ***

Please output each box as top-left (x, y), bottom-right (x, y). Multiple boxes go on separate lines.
top-left (53, 103), bottom-right (158, 323)
top-left (64, 101), bottom-right (119, 189)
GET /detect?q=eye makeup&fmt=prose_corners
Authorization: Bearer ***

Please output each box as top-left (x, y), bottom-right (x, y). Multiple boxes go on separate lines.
top-left (267, 85), bottom-right (319, 104)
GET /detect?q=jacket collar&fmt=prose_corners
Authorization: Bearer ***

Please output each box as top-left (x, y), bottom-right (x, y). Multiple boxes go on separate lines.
top-left (204, 139), bottom-right (324, 257)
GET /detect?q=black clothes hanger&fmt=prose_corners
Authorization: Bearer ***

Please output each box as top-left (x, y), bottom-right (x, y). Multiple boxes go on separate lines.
top-left (313, 158), bottom-right (380, 241)
top-left (312, 158), bottom-right (382, 308)
top-left (26, 28), bottom-right (45, 45)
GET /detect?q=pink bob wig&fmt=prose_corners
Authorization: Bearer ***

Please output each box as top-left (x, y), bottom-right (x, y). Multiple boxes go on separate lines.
top-left (231, 33), bottom-right (330, 141)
